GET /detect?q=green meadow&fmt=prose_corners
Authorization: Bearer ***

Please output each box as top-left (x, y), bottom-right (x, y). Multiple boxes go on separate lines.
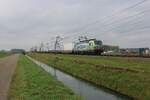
top-left (29, 53), bottom-right (150, 100)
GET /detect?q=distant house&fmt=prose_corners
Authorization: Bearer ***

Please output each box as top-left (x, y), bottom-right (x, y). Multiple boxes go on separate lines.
top-left (120, 48), bottom-right (149, 55)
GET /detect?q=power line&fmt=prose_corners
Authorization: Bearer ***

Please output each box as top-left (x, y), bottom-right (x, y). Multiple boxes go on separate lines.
top-left (92, 8), bottom-right (150, 33)
top-left (64, 7), bottom-right (150, 41)
top-left (63, 0), bottom-right (149, 39)
top-left (117, 25), bottom-right (150, 34)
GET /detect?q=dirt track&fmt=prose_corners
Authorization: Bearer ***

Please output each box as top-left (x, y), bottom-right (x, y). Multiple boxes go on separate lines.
top-left (0, 54), bottom-right (19, 100)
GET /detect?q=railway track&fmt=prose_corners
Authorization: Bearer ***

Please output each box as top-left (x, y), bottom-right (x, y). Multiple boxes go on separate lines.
top-left (101, 54), bottom-right (150, 58)
top-left (33, 51), bottom-right (150, 59)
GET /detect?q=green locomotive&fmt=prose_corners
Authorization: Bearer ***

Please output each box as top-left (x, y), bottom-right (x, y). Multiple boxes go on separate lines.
top-left (73, 39), bottom-right (103, 55)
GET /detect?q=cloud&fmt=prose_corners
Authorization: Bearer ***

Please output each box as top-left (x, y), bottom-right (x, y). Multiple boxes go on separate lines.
top-left (0, 0), bottom-right (149, 50)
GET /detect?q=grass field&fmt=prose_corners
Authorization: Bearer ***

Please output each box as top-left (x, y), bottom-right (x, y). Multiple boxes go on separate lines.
top-left (29, 53), bottom-right (150, 100)
top-left (0, 52), bottom-right (9, 58)
top-left (9, 55), bottom-right (82, 100)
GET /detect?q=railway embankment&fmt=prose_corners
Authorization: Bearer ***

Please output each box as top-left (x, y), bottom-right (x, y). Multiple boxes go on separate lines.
top-left (29, 53), bottom-right (150, 100)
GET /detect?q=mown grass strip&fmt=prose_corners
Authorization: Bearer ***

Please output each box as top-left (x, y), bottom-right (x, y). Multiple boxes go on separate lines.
top-left (9, 55), bottom-right (82, 100)
top-left (29, 53), bottom-right (150, 100)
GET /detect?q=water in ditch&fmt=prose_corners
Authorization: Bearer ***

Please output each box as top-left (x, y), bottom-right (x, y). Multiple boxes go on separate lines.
top-left (27, 56), bottom-right (131, 100)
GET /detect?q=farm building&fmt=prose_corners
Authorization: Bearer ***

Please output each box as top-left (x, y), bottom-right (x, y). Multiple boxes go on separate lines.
top-left (120, 48), bottom-right (150, 55)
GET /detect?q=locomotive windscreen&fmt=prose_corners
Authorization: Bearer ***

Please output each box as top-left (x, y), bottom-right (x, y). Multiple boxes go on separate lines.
top-left (95, 41), bottom-right (102, 45)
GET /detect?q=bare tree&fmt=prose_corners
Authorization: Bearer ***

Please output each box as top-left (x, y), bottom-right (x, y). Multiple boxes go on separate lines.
top-left (39, 42), bottom-right (44, 52)
top-left (54, 36), bottom-right (64, 51)
top-left (46, 43), bottom-right (50, 52)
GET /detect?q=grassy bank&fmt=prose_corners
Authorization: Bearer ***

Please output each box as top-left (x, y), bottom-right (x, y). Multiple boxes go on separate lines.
top-left (29, 53), bottom-right (150, 100)
top-left (9, 55), bottom-right (82, 100)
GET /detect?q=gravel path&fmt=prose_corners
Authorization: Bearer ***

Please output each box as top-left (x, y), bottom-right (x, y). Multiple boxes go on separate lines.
top-left (0, 54), bottom-right (19, 100)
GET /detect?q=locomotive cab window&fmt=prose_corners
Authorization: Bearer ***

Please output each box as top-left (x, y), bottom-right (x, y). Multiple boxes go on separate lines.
top-left (89, 42), bottom-right (92, 46)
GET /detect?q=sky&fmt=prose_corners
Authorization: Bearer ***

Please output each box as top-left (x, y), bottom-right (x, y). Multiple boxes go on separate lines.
top-left (0, 0), bottom-right (150, 50)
